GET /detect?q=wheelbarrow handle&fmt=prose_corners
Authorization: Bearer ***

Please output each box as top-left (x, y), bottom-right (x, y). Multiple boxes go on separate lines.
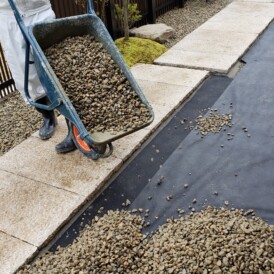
top-left (87, 0), bottom-right (95, 14)
top-left (23, 40), bottom-right (61, 110)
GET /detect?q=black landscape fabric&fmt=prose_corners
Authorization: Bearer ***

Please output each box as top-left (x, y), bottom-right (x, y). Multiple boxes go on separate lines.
top-left (131, 35), bottom-right (274, 233)
top-left (242, 20), bottom-right (274, 63)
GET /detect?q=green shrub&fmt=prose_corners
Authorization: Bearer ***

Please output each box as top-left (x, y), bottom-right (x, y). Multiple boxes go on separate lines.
top-left (115, 37), bottom-right (167, 67)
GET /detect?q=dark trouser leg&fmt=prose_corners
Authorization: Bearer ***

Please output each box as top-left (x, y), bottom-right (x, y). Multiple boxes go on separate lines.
top-left (55, 118), bottom-right (76, 154)
top-left (35, 97), bottom-right (57, 140)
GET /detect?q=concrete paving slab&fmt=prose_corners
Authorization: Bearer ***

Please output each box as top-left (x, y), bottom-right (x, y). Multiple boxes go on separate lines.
top-left (0, 137), bottom-right (123, 197)
top-left (0, 170), bottom-right (85, 247)
top-left (172, 29), bottom-right (257, 55)
top-left (131, 64), bottom-right (208, 87)
top-left (178, 28), bottom-right (257, 44)
top-left (199, 18), bottom-right (272, 34)
top-left (210, 10), bottom-right (273, 23)
top-left (137, 80), bottom-right (197, 108)
top-left (240, 0), bottom-right (273, 2)
top-left (0, 231), bottom-right (37, 274)
top-left (154, 49), bottom-right (239, 74)
top-left (141, 82), bottom-right (200, 131)
top-left (224, 1), bottom-right (274, 17)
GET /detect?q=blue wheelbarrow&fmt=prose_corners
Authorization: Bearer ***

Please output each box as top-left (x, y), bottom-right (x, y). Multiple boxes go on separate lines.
top-left (8, 0), bottom-right (154, 160)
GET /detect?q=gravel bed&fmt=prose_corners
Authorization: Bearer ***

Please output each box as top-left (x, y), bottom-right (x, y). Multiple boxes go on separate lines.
top-left (0, 0), bottom-right (230, 155)
top-left (157, 0), bottom-right (232, 48)
top-left (0, 93), bottom-right (41, 156)
top-left (17, 207), bottom-right (274, 273)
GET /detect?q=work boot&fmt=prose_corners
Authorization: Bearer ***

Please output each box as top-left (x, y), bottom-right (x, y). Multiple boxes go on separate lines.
top-left (35, 97), bottom-right (57, 140)
top-left (55, 119), bottom-right (76, 154)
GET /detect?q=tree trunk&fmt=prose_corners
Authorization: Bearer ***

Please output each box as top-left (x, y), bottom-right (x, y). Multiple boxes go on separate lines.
top-left (123, 0), bottom-right (129, 40)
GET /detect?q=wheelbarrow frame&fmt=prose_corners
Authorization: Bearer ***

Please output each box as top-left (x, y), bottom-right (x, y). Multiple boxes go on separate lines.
top-left (8, 0), bottom-right (154, 159)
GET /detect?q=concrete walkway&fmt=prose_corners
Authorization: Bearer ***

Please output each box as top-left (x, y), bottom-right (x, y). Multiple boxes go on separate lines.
top-left (155, 1), bottom-right (274, 73)
top-left (0, 1), bottom-right (273, 273)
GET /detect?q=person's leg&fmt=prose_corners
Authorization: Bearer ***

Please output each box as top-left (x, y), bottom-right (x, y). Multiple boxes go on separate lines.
top-left (25, 8), bottom-right (57, 139)
top-left (23, 7), bottom-right (56, 101)
top-left (55, 118), bottom-right (76, 153)
top-left (0, 10), bottom-right (57, 140)
top-left (35, 97), bottom-right (57, 140)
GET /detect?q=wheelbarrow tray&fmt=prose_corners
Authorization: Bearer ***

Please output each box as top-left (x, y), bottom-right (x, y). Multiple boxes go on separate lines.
top-left (28, 14), bottom-right (154, 145)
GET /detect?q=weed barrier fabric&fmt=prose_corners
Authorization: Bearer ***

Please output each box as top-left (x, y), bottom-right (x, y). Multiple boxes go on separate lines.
top-left (131, 59), bottom-right (274, 234)
top-left (242, 21), bottom-right (274, 64)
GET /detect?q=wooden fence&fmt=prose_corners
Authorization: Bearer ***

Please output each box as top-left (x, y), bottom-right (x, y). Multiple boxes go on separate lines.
top-left (0, 43), bottom-right (16, 100)
top-left (50, 0), bottom-right (186, 38)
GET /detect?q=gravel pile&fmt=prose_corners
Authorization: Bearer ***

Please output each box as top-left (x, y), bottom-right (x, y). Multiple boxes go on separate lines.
top-left (0, 0), bottom-right (229, 155)
top-left (195, 111), bottom-right (232, 135)
top-left (157, 0), bottom-right (231, 48)
top-left (17, 207), bottom-right (274, 273)
top-left (45, 35), bottom-right (151, 134)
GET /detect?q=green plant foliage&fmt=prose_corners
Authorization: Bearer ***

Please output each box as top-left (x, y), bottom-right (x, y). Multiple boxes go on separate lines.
top-left (115, 37), bottom-right (167, 67)
top-left (115, 2), bottom-right (142, 34)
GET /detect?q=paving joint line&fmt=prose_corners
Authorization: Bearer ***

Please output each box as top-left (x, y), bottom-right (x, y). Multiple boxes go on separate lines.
top-left (0, 168), bottom-right (85, 197)
top-left (0, 229), bottom-right (38, 248)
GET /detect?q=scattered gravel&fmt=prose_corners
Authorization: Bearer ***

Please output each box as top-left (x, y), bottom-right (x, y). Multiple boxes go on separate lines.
top-left (0, 0), bottom-right (230, 155)
top-left (157, 0), bottom-right (231, 48)
top-left (17, 207), bottom-right (274, 273)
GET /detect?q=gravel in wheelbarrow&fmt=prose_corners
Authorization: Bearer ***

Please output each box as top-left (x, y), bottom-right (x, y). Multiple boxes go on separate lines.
top-left (45, 35), bottom-right (151, 136)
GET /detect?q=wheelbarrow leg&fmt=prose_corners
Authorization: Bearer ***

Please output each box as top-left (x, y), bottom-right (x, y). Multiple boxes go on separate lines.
top-left (55, 118), bottom-right (77, 154)
top-left (35, 96), bottom-right (57, 140)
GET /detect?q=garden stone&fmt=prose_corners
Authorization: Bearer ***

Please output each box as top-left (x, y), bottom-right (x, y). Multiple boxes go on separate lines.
top-left (130, 23), bottom-right (175, 43)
